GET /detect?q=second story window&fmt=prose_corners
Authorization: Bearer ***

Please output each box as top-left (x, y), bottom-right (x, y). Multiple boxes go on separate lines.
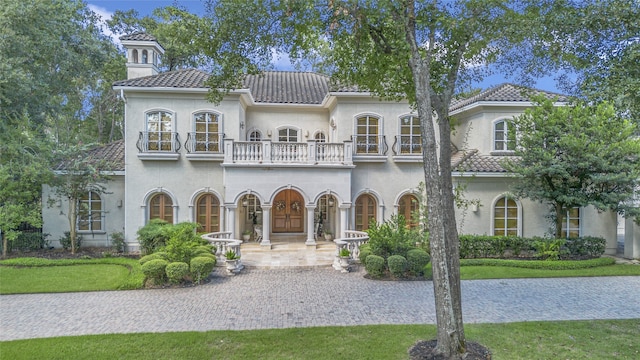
top-left (145, 111), bottom-right (173, 151)
top-left (193, 112), bottom-right (221, 152)
top-left (248, 130), bottom-right (262, 141)
top-left (278, 128), bottom-right (298, 142)
top-left (355, 115), bottom-right (380, 154)
top-left (398, 115), bottom-right (421, 154)
top-left (314, 131), bottom-right (326, 142)
top-left (494, 119), bottom-right (515, 151)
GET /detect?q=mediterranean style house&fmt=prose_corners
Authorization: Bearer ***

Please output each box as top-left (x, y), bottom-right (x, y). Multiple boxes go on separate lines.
top-left (42, 32), bottom-right (639, 259)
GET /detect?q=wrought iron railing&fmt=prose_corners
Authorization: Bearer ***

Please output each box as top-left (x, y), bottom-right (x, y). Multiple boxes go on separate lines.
top-left (185, 132), bottom-right (223, 153)
top-left (351, 135), bottom-right (388, 155)
top-left (137, 131), bottom-right (181, 153)
top-left (391, 135), bottom-right (422, 155)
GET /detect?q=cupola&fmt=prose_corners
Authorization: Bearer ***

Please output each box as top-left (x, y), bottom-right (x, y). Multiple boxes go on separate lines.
top-left (119, 32), bottom-right (165, 79)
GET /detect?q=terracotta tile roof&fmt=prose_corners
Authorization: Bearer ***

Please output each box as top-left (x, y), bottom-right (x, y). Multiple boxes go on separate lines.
top-left (450, 83), bottom-right (568, 112)
top-left (54, 140), bottom-right (125, 172)
top-left (242, 71), bottom-right (330, 104)
top-left (113, 69), bottom-right (210, 88)
top-left (119, 32), bottom-right (157, 41)
top-left (454, 151), bottom-right (520, 173)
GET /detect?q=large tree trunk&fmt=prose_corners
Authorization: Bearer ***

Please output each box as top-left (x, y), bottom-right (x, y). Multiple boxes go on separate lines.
top-left (555, 203), bottom-right (564, 239)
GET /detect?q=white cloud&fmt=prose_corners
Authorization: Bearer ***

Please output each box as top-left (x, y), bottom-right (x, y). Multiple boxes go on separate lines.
top-left (87, 4), bottom-right (121, 45)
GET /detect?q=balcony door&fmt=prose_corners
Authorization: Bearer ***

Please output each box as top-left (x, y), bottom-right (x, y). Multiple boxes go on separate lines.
top-left (272, 189), bottom-right (304, 233)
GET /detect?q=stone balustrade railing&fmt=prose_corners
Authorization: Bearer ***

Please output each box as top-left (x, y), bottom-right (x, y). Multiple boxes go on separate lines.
top-left (333, 230), bottom-right (369, 271)
top-left (224, 139), bottom-right (353, 165)
top-left (201, 231), bottom-right (243, 267)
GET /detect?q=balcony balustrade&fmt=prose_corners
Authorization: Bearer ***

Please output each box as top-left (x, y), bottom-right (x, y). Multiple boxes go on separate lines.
top-left (185, 132), bottom-right (224, 154)
top-left (391, 135), bottom-right (422, 155)
top-left (351, 135), bottom-right (388, 156)
top-left (224, 139), bottom-right (353, 166)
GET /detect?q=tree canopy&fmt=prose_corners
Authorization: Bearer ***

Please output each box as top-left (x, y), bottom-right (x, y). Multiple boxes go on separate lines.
top-left (505, 97), bottom-right (640, 237)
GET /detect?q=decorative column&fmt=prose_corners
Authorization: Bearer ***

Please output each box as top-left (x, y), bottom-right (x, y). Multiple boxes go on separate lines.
top-left (306, 204), bottom-right (317, 246)
top-left (339, 203), bottom-right (350, 239)
top-left (226, 204), bottom-right (237, 239)
top-left (260, 205), bottom-right (272, 247)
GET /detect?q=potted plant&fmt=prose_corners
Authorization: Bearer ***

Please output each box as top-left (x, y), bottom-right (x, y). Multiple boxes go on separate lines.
top-left (323, 229), bottom-right (333, 241)
top-left (224, 249), bottom-right (241, 274)
top-left (242, 229), bottom-right (251, 241)
top-left (338, 247), bottom-right (351, 271)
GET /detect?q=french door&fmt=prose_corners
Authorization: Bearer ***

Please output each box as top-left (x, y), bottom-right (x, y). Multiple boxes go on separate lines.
top-left (272, 189), bottom-right (304, 233)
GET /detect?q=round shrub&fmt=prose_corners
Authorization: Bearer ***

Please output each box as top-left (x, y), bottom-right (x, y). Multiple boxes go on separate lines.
top-left (165, 262), bottom-right (189, 284)
top-left (364, 255), bottom-right (385, 278)
top-left (190, 256), bottom-right (216, 284)
top-left (387, 255), bottom-right (408, 278)
top-left (193, 245), bottom-right (215, 257)
top-left (407, 249), bottom-right (430, 276)
top-left (422, 262), bottom-right (433, 280)
top-left (139, 252), bottom-right (168, 265)
top-left (141, 258), bottom-right (169, 283)
top-left (358, 244), bottom-right (372, 265)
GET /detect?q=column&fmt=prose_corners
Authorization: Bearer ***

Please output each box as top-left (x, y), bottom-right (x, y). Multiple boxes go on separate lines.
top-left (260, 205), bottom-right (272, 246)
top-left (625, 217), bottom-right (640, 259)
top-left (226, 204), bottom-right (237, 239)
top-left (306, 204), bottom-right (317, 246)
top-left (339, 204), bottom-right (350, 239)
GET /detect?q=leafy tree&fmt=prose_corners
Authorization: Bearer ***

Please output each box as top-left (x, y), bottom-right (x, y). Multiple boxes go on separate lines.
top-left (49, 145), bottom-right (116, 254)
top-left (200, 1), bottom-right (542, 357)
top-left (504, 97), bottom-right (640, 238)
top-left (0, 118), bottom-right (52, 258)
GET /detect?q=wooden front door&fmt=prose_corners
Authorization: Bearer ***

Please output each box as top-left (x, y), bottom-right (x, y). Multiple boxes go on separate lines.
top-left (272, 190), bottom-right (304, 233)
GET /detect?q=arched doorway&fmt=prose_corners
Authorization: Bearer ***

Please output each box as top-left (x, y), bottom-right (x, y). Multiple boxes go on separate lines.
top-left (355, 194), bottom-right (376, 231)
top-left (273, 189), bottom-right (304, 233)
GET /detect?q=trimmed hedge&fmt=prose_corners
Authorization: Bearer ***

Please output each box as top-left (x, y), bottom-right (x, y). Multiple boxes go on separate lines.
top-left (141, 259), bottom-right (168, 283)
top-left (358, 244), bottom-right (372, 265)
top-left (365, 255), bottom-right (385, 278)
top-left (407, 249), bottom-right (430, 276)
top-left (459, 235), bottom-right (606, 259)
top-left (460, 257), bottom-right (615, 270)
top-left (165, 262), bottom-right (189, 284)
top-left (190, 256), bottom-right (216, 284)
top-left (139, 252), bottom-right (168, 266)
top-left (387, 255), bottom-right (408, 278)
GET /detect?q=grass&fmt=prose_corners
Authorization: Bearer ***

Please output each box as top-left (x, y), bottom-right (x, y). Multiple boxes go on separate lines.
top-left (1, 320), bottom-right (638, 359)
top-left (0, 257), bottom-right (144, 294)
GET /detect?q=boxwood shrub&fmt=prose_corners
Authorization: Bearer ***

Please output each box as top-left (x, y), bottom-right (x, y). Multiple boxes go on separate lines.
top-left (459, 235), bottom-right (605, 259)
top-left (190, 256), bottom-right (216, 284)
top-left (141, 258), bottom-right (168, 283)
top-left (365, 255), bottom-right (385, 278)
top-left (358, 243), bottom-right (372, 265)
top-left (407, 248), bottom-right (430, 276)
top-left (139, 252), bottom-right (168, 265)
top-left (165, 262), bottom-right (189, 284)
top-left (387, 255), bottom-right (408, 278)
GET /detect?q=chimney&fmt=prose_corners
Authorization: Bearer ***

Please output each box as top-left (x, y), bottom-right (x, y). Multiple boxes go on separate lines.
top-left (119, 32), bottom-right (165, 79)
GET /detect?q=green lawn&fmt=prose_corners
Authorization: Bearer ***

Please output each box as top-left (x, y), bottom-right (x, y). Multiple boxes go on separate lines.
top-left (1, 320), bottom-right (638, 359)
top-left (460, 264), bottom-right (640, 279)
top-left (0, 257), bottom-right (144, 294)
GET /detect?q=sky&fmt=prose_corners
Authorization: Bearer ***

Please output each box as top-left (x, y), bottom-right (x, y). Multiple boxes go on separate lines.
top-left (87, 0), bottom-right (561, 93)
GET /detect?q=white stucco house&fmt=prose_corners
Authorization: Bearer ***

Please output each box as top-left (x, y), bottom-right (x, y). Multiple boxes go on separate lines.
top-left (42, 32), bottom-right (639, 259)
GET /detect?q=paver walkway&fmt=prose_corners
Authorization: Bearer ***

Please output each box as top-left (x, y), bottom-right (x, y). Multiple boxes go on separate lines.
top-left (1, 267), bottom-right (639, 341)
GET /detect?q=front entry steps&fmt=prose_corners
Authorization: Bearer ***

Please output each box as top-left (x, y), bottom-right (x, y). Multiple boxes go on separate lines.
top-left (240, 240), bottom-right (336, 268)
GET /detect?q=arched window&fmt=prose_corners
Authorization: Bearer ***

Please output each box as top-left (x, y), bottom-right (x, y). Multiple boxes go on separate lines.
top-left (193, 112), bottom-right (221, 152)
top-left (494, 196), bottom-right (518, 236)
top-left (278, 127), bottom-right (298, 142)
top-left (132, 49), bottom-right (139, 63)
top-left (398, 194), bottom-right (419, 229)
top-left (145, 111), bottom-right (173, 151)
top-left (248, 130), bottom-right (262, 142)
top-left (494, 119), bottom-right (515, 151)
top-left (355, 115), bottom-right (380, 154)
top-left (78, 191), bottom-right (103, 231)
top-left (196, 194), bottom-right (220, 233)
top-left (562, 207), bottom-right (581, 238)
top-left (398, 115), bottom-right (421, 154)
top-left (314, 131), bottom-right (326, 142)
top-left (142, 50), bottom-right (148, 64)
top-left (149, 194), bottom-right (173, 223)
top-left (355, 194), bottom-right (377, 231)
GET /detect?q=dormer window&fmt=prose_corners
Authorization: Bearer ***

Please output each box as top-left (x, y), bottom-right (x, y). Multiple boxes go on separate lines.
top-left (493, 119), bottom-right (515, 151)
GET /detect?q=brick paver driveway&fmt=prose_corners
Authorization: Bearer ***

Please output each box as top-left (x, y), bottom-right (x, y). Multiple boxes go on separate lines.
top-left (1, 267), bottom-right (639, 341)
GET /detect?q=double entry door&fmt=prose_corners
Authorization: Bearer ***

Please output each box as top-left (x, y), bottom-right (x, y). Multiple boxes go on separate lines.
top-left (272, 189), bottom-right (304, 233)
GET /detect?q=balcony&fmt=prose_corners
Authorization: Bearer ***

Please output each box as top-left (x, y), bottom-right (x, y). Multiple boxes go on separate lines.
top-left (351, 135), bottom-right (388, 162)
top-left (223, 139), bottom-right (353, 167)
top-left (185, 132), bottom-right (224, 161)
top-left (137, 131), bottom-right (181, 160)
top-left (391, 135), bottom-right (423, 162)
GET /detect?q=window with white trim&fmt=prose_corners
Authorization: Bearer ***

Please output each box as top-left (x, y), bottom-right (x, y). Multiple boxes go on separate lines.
top-left (193, 112), bottom-right (221, 152)
top-left (314, 131), bottom-right (326, 142)
top-left (493, 196), bottom-right (518, 236)
top-left (355, 115), bottom-right (380, 154)
top-left (278, 128), bottom-right (298, 142)
top-left (78, 191), bottom-right (103, 232)
top-left (145, 111), bottom-right (173, 151)
top-left (494, 119), bottom-right (516, 151)
top-left (398, 115), bottom-right (421, 154)
top-left (248, 130), bottom-right (262, 142)
top-left (561, 207), bottom-right (581, 238)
